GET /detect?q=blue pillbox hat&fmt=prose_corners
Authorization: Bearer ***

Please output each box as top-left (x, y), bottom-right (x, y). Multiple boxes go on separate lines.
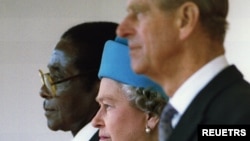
top-left (98, 36), bottom-right (166, 97)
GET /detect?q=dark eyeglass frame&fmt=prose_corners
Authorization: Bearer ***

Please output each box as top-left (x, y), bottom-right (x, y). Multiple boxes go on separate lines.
top-left (39, 69), bottom-right (83, 97)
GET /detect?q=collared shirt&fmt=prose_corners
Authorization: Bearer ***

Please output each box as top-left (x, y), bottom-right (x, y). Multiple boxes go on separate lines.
top-left (72, 122), bottom-right (98, 141)
top-left (169, 55), bottom-right (229, 127)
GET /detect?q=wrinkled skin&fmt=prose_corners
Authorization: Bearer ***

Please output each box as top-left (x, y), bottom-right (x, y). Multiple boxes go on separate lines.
top-left (39, 39), bottom-right (99, 135)
top-left (92, 78), bottom-right (159, 141)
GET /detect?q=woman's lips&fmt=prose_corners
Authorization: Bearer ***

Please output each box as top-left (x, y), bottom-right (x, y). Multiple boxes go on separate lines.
top-left (99, 136), bottom-right (110, 141)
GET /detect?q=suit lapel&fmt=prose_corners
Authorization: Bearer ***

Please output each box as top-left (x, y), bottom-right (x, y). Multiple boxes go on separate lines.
top-left (168, 65), bottom-right (243, 141)
top-left (89, 130), bottom-right (99, 141)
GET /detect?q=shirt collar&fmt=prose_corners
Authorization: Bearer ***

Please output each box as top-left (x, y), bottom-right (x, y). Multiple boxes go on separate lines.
top-left (170, 55), bottom-right (229, 118)
top-left (72, 122), bottom-right (98, 141)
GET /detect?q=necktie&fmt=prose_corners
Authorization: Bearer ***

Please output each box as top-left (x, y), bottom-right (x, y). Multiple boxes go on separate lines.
top-left (159, 103), bottom-right (177, 141)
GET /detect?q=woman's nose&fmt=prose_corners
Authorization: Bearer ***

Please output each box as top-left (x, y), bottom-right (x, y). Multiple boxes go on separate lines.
top-left (91, 109), bottom-right (104, 128)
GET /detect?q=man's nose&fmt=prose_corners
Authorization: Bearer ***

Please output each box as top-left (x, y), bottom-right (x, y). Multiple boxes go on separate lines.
top-left (116, 16), bottom-right (134, 39)
top-left (39, 85), bottom-right (52, 99)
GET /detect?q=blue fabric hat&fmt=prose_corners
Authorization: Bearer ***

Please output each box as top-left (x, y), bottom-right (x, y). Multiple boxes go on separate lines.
top-left (98, 36), bottom-right (166, 97)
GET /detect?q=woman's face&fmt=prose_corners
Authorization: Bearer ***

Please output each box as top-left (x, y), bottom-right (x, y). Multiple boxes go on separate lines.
top-left (92, 78), bottom-right (150, 141)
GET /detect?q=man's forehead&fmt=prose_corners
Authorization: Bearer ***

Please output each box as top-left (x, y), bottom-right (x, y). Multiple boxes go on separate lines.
top-left (126, 0), bottom-right (150, 11)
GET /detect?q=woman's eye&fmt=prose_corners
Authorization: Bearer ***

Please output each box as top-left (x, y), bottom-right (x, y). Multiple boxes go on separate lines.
top-left (103, 103), bottom-right (112, 110)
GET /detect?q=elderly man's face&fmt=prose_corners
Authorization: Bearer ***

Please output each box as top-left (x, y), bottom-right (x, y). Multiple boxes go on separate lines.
top-left (40, 40), bottom-right (98, 132)
top-left (116, 0), bottom-right (180, 80)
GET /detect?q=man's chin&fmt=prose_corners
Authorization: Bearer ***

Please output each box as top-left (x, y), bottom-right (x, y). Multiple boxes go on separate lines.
top-left (131, 61), bottom-right (147, 75)
top-left (47, 120), bottom-right (60, 131)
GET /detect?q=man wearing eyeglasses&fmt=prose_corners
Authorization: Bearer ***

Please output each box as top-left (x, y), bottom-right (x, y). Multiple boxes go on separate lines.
top-left (39, 22), bottom-right (117, 141)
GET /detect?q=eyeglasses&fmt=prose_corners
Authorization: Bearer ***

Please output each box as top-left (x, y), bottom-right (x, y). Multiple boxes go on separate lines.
top-left (38, 69), bottom-right (82, 97)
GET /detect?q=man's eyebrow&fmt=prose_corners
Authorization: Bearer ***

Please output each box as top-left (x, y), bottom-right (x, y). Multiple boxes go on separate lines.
top-left (127, 3), bottom-right (148, 13)
top-left (47, 63), bottom-right (60, 72)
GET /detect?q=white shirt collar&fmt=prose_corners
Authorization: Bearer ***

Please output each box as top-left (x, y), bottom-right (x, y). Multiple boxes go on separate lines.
top-left (72, 122), bottom-right (98, 141)
top-left (169, 55), bottom-right (229, 127)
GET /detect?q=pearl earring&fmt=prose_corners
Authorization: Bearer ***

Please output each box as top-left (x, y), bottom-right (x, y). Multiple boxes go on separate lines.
top-left (145, 126), bottom-right (151, 133)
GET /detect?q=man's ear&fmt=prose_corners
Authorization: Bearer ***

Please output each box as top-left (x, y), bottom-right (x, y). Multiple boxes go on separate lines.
top-left (175, 2), bottom-right (199, 40)
top-left (146, 114), bottom-right (160, 130)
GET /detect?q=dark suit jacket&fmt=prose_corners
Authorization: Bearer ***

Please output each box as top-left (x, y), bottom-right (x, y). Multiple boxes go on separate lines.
top-left (89, 130), bottom-right (99, 141)
top-left (168, 65), bottom-right (250, 141)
